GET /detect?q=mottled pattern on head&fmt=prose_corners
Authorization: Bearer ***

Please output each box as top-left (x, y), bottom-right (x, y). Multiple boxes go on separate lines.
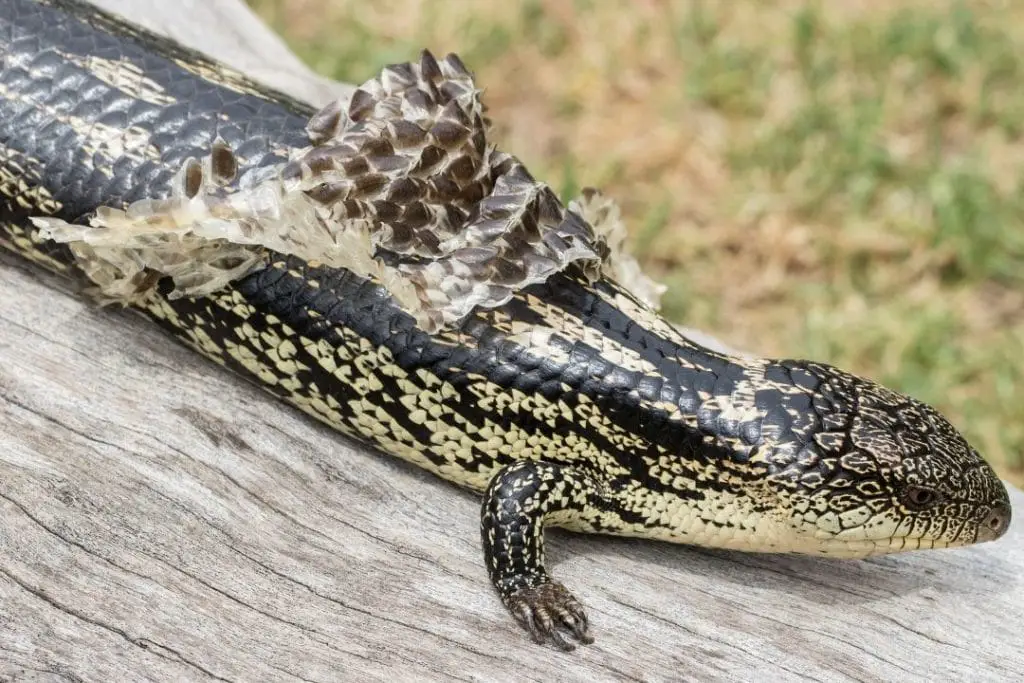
top-left (752, 360), bottom-right (1011, 556)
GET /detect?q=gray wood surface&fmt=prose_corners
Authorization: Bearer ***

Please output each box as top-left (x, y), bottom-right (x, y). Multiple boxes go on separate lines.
top-left (0, 1), bottom-right (1021, 681)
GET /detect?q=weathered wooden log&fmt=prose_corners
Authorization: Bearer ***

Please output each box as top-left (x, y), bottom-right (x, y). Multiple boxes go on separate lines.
top-left (0, 2), bottom-right (1021, 680)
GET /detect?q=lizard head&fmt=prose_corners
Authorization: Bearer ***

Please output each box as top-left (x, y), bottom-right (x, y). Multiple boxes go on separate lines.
top-left (759, 363), bottom-right (1011, 558)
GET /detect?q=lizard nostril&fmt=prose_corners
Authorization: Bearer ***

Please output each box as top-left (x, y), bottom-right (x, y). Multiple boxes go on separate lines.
top-left (981, 504), bottom-right (1011, 540)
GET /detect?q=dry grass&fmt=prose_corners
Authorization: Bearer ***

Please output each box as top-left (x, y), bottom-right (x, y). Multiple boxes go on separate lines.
top-left (248, 0), bottom-right (1024, 485)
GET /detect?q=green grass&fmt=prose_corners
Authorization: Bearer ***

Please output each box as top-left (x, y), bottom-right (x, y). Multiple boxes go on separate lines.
top-left (703, 2), bottom-right (1024, 477)
top-left (248, 0), bottom-right (1024, 484)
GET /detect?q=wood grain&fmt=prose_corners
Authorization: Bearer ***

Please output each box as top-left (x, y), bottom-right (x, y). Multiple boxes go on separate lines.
top-left (0, 2), bottom-right (1021, 680)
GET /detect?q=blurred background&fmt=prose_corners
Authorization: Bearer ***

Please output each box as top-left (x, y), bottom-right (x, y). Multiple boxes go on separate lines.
top-left (247, 0), bottom-right (1024, 486)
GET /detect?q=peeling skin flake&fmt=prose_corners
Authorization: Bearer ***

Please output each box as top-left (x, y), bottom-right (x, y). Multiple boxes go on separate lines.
top-left (34, 50), bottom-right (664, 332)
top-left (569, 189), bottom-right (667, 309)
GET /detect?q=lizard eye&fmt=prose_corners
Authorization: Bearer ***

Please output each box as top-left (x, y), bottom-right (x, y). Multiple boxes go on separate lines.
top-left (903, 486), bottom-right (942, 509)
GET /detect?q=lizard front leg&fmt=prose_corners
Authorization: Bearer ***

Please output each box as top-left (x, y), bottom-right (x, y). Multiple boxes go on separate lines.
top-left (480, 460), bottom-right (613, 650)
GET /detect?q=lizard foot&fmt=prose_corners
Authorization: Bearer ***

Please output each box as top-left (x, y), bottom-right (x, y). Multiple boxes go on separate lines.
top-left (505, 580), bottom-right (594, 651)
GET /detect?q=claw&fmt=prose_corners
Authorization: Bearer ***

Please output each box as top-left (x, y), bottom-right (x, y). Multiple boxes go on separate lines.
top-left (556, 604), bottom-right (594, 645)
top-left (505, 580), bottom-right (593, 650)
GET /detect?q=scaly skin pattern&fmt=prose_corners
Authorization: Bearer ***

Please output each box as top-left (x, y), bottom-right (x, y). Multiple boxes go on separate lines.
top-left (0, 0), bottom-right (1012, 649)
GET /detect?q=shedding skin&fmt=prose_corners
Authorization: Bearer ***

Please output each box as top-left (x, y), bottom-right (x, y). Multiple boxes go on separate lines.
top-left (35, 49), bottom-right (655, 333)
